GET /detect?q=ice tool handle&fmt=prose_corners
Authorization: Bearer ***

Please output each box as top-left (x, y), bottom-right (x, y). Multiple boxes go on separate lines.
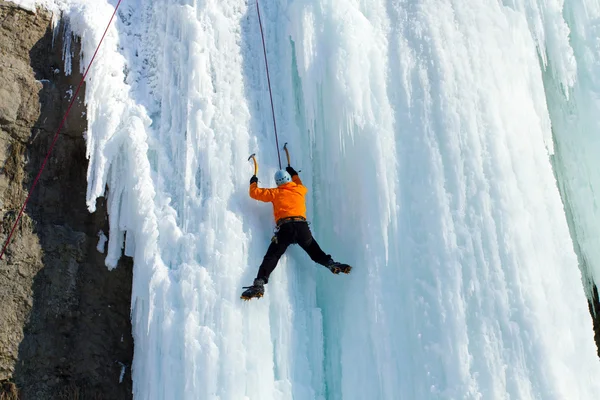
top-left (283, 143), bottom-right (291, 167)
top-left (248, 153), bottom-right (258, 176)
top-left (283, 143), bottom-right (300, 173)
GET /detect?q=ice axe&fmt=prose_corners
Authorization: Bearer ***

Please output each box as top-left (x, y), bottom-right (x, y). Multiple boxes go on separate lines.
top-left (248, 153), bottom-right (258, 176)
top-left (283, 143), bottom-right (291, 167)
top-left (282, 143), bottom-right (300, 172)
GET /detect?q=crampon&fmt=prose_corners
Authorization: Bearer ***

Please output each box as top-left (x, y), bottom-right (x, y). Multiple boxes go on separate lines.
top-left (240, 279), bottom-right (265, 300)
top-left (326, 262), bottom-right (352, 275)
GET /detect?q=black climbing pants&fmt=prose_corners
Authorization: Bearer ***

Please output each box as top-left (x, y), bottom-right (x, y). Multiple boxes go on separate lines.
top-left (257, 221), bottom-right (331, 283)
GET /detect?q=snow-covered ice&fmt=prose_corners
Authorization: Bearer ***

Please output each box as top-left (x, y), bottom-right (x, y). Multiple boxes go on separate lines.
top-left (6, 0), bottom-right (38, 12)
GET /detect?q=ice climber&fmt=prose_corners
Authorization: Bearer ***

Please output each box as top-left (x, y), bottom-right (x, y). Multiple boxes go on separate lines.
top-left (241, 166), bottom-right (351, 300)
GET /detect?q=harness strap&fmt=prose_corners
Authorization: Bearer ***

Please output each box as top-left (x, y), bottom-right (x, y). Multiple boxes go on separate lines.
top-left (276, 216), bottom-right (306, 227)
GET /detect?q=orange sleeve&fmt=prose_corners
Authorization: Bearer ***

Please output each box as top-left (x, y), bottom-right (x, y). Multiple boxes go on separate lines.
top-left (249, 182), bottom-right (276, 202)
top-left (292, 176), bottom-right (308, 194)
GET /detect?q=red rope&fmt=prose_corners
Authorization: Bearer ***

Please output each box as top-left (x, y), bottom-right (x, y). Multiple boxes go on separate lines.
top-left (0, 0), bottom-right (124, 260)
top-left (256, 0), bottom-right (282, 170)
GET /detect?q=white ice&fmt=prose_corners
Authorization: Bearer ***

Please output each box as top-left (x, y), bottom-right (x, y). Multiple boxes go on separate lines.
top-left (96, 230), bottom-right (107, 253)
top-left (5, 0), bottom-right (38, 12)
top-left (541, 0), bottom-right (600, 301)
top-left (23, 0), bottom-right (600, 398)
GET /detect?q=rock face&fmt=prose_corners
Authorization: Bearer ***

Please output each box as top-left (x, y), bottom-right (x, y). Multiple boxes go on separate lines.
top-left (0, 2), bottom-right (133, 399)
top-left (590, 287), bottom-right (600, 357)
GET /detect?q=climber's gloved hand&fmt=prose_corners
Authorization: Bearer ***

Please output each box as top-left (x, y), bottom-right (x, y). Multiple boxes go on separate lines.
top-left (286, 166), bottom-right (298, 177)
top-left (250, 175), bottom-right (258, 185)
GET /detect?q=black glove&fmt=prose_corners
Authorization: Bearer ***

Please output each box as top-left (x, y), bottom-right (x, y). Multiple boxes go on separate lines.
top-left (250, 175), bottom-right (258, 184)
top-left (286, 166), bottom-right (298, 177)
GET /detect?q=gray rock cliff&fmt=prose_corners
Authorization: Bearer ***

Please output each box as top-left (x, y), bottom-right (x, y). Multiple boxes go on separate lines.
top-left (0, 2), bottom-right (133, 399)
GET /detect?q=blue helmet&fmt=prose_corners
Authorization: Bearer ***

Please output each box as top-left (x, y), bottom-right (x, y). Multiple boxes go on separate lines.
top-left (274, 170), bottom-right (292, 186)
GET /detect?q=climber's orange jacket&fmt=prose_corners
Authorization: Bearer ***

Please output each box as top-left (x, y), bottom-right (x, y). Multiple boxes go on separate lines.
top-left (249, 175), bottom-right (308, 223)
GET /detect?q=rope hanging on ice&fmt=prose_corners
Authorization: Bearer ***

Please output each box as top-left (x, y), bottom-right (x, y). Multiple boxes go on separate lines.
top-left (256, 0), bottom-right (282, 169)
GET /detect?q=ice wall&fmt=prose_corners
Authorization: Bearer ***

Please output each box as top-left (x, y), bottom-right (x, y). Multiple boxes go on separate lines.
top-left (18, 0), bottom-right (600, 398)
top-left (284, 0), bottom-right (599, 398)
top-left (541, 0), bottom-right (600, 301)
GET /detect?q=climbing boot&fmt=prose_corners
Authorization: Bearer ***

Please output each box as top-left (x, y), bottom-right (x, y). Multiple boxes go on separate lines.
top-left (325, 260), bottom-right (352, 275)
top-left (241, 278), bottom-right (265, 300)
